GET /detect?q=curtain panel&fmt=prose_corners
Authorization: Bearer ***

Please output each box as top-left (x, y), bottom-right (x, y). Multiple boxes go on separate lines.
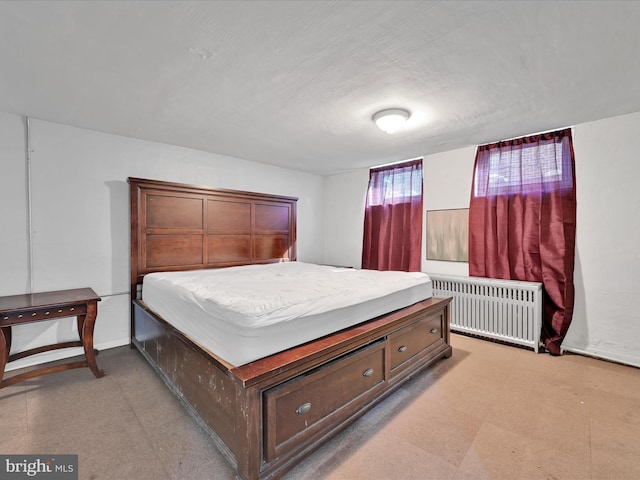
top-left (362, 159), bottom-right (423, 272)
top-left (469, 128), bottom-right (577, 355)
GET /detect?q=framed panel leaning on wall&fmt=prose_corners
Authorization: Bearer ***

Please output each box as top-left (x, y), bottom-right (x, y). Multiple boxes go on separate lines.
top-left (426, 208), bottom-right (469, 262)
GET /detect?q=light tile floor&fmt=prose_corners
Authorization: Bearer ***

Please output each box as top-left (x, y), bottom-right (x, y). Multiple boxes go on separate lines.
top-left (2, 334), bottom-right (639, 479)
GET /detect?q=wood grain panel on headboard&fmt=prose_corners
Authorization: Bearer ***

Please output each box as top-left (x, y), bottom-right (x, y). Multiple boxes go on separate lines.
top-left (129, 177), bottom-right (297, 299)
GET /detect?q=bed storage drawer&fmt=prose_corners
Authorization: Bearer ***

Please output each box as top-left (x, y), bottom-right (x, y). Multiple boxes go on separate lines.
top-left (389, 312), bottom-right (443, 374)
top-left (263, 341), bottom-right (385, 461)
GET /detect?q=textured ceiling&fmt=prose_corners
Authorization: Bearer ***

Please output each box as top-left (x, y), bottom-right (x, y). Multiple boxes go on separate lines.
top-left (1, 1), bottom-right (639, 175)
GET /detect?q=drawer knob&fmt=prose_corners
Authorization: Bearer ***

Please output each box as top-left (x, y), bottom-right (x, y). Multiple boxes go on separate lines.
top-left (430, 328), bottom-right (438, 334)
top-left (398, 345), bottom-right (407, 353)
top-left (295, 402), bottom-right (312, 415)
top-left (362, 368), bottom-right (374, 377)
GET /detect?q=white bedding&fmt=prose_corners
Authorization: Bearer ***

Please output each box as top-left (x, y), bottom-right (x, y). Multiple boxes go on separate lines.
top-left (142, 262), bottom-right (433, 366)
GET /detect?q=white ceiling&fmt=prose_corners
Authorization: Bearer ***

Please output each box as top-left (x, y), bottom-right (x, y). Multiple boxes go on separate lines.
top-left (1, 1), bottom-right (639, 176)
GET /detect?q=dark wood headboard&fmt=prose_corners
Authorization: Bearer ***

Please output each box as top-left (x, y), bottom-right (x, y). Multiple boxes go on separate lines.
top-left (128, 177), bottom-right (297, 299)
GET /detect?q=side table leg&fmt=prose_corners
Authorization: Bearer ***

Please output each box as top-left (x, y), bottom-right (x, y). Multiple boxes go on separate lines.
top-left (0, 327), bottom-right (9, 386)
top-left (1, 326), bottom-right (11, 360)
top-left (76, 315), bottom-right (84, 343)
top-left (80, 302), bottom-right (105, 378)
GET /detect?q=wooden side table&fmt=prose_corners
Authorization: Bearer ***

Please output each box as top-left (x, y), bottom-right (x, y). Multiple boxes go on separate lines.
top-left (0, 287), bottom-right (106, 388)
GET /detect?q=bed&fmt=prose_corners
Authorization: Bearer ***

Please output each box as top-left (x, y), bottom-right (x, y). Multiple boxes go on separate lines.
top-left (128, 177), bottom-right (452, 480)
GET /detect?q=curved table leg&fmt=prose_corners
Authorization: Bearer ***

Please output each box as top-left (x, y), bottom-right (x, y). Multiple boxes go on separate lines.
top-left (0, 327), bottom-right (8, 386)
top-left (1, 326), bottom-right (11, 360)
top-left (80, 302), bottom-right (106, 378)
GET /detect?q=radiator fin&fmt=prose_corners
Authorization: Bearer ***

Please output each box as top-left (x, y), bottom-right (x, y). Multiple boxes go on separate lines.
top-left (429, 274), bottom-right (543, 352)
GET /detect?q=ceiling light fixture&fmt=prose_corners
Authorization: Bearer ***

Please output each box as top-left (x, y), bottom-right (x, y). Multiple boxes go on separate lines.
top-left (372, 108), bottom-right (411, 134)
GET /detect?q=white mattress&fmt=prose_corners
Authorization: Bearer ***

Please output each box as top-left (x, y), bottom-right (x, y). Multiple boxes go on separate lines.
top-left (142, 262), bottom-right (433, 366)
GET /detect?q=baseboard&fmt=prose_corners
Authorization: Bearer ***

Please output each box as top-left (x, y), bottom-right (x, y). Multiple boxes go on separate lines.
top-left (561, 344), bottom-right (640, 369)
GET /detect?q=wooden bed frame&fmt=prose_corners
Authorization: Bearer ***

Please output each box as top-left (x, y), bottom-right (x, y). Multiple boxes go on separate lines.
top-left (129, 177), bottom-right (452, 480)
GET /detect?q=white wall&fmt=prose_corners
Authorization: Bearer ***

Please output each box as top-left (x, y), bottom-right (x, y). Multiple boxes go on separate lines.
top-left (0, 114), bottom-right (29, 293)
top-left (4, 109), bottom-right (639, 370)
top-left (421, 147), bottom-right (476, 276)
top-left (323, 147), bottom-right (476, 275)
top-left (2, 114), bottom-right (325, 370)
top-left (324, 111), bottom-right (640, 367)
top-left (323, 169), bottom-right (369, 268)
top-left (564, 112), bottom-right (640, 367)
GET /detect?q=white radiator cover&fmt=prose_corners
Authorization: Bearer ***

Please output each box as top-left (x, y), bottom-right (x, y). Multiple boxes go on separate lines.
top-left (429, 273), bottom-right (543, 352)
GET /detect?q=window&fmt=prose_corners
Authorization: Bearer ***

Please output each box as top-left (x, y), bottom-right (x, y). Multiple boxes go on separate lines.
top-left (362, 159), bottom-right (423, 272)
top-left (473, 132), bottom-right (574, 197)
top-left (367, 163), bottom-right (423, 206)
top-left (468, 128), bottom-right (577, 355)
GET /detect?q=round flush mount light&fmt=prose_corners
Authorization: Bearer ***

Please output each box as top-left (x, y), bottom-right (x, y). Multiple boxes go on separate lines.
top-left (372, 108), bottom-right (411, 134)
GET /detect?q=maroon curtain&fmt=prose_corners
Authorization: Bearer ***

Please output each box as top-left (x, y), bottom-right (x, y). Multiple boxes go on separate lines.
top-left (469, 129), bottom-right (576, 355)
top-left (362, 159), bottom-right (423, 272)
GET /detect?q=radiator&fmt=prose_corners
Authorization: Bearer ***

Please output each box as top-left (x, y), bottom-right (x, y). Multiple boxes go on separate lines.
top-left (428, 273), bottom-right (543, 352)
